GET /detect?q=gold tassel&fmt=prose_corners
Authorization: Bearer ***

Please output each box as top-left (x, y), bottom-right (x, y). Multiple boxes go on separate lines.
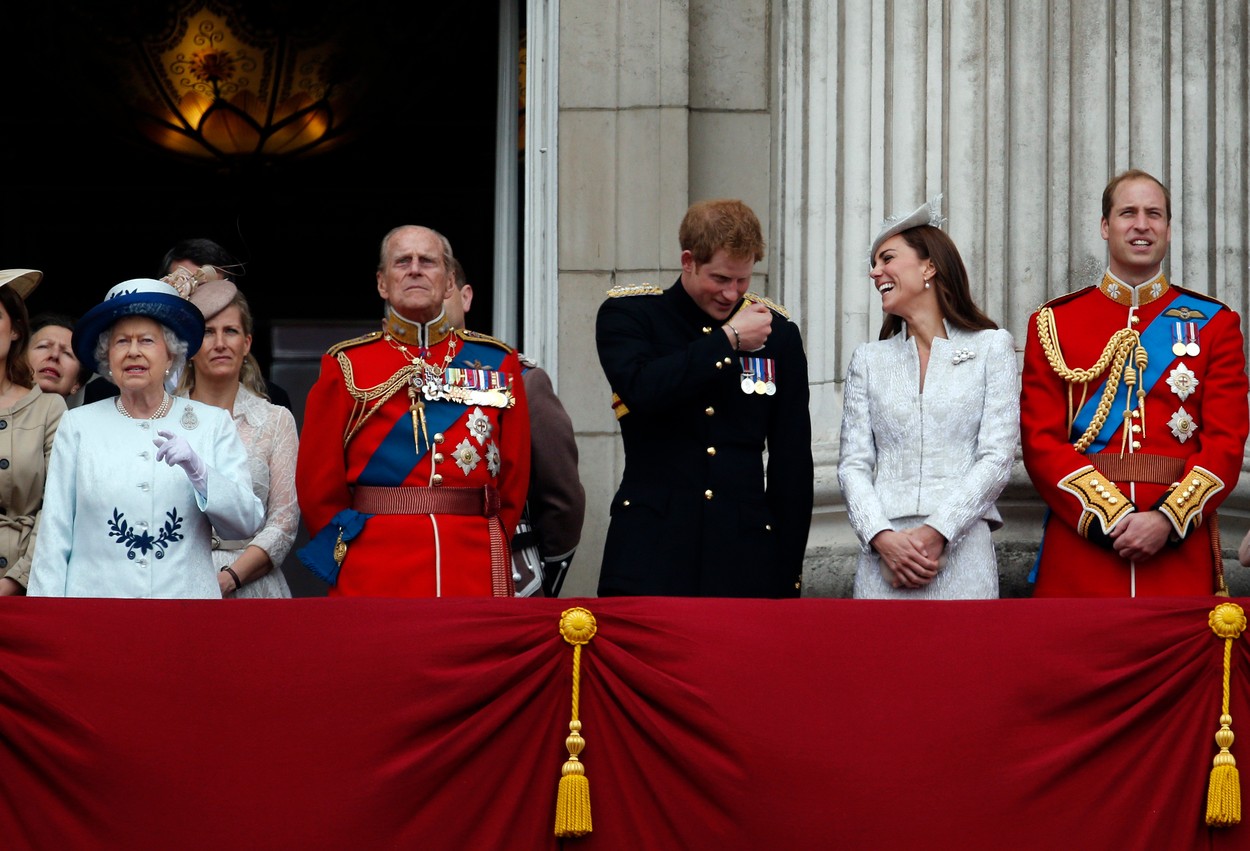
top-left (1206, 603), bottom-right (1246, 827)
top-left (555, 607), bottom-right (597, 838)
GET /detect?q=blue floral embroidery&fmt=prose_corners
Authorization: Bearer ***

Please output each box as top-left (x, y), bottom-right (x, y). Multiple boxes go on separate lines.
top-left (109, 508), bottom-right (184, 560)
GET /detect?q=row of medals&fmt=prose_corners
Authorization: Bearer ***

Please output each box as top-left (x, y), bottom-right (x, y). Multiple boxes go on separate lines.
top-left (740, 372), bottom-right (776, 396)
top-left (418, 366), bottom-right (513, 409)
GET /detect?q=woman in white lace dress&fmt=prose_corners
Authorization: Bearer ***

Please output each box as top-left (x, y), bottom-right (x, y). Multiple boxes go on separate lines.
top-left (837, 197), bottom-right (1020, 599)
top-left (174, 271), bottom-right (297, 598)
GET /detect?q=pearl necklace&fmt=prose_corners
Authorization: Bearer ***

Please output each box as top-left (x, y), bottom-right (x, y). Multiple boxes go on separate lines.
top-left (116, 392), bottom-right (172, 420)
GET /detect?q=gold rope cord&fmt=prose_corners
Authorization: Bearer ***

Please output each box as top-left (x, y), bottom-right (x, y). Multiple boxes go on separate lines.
top-left (336, 352), bottom-right (419, 448)
top-left (1206, 602), bottom-right (1245, 827)
top-left (1034, 308), bottom-right (1143, 453)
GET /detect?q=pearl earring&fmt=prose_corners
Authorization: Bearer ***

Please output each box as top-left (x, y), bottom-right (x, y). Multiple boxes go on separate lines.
top-left (924, 279), bottom-right (931, 289)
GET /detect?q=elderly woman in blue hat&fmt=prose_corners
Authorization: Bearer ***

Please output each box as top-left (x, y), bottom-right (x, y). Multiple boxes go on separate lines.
top-left (28, 278), bottom-right (262, 598)
top-left (837, 196), bottom-right (1020, 599)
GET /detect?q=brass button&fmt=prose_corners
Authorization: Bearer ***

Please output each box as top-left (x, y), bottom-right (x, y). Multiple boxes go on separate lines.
top-left (704, 489), bottom-right (713, 500)
top-left (431, 473), bottom-right (443, 486)
top-left (1131, 424), bottom-right (1141, 434)
top-left (433, 452), bottom-right (444, 463)
top-left (705, 406), bottom-right (715, 416)
top-left (707, 446), bottom-right (716, 456)
top-left (1131, 440), bottom-right (1141, 450)
top-left (1130, 314), bottom-right (1141, 325)
top-left (623, 499), bottom-right (631, 507)
top-left (702, 326), bottom-right (712, 334)
top-left (715, 361), bottom-right (724, 370)
top-left (723, 357), bottom-right (732, 365)
top-left (433, 433), bottom-right (445, 444)
top-left (765, 524), bottom-right (772, 531)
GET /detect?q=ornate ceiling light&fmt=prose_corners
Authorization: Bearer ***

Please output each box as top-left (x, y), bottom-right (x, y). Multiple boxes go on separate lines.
top-left (117, 0), bottom-right (358, 167)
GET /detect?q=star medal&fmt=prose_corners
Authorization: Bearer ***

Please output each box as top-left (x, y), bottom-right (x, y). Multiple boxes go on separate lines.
top-left (1171, 322), bottom-right (1186, 357)
top-left (1185, 322), bottom-right (1200, 357)
top-left (740, 357), bottom-right (756, 394)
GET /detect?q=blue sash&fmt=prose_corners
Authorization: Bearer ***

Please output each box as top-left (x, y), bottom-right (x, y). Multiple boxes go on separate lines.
top-left (298, 339), bottom-right (512, 584)
top-left (357, 339), bottom-right (509, 485)
top-left (1070, 293), bottom-right (1217, 454)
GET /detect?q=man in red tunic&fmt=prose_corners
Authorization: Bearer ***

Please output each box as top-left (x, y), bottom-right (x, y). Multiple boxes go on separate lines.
top-left (1021, 169), bottom-right (1248, 596)
top-left (296, 226), bottom-right (530, 596)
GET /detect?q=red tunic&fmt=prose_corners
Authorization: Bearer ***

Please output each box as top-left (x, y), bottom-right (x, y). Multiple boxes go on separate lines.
top-left (296, 314), bottom-right (530, 597)
top-left (1021, 273), bottom-right (1248, 596)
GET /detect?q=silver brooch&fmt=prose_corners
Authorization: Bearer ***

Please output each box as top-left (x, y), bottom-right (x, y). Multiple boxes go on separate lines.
top-left (952, 349), bottom-right (976, 365)
top-left (180, 405), bottom-right (199, 430)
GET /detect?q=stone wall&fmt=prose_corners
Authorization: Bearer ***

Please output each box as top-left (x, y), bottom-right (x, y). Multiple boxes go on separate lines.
top-left (552, 0), bottom-right (1250, 598)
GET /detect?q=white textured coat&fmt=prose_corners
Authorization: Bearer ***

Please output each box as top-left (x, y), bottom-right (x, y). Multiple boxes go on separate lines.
top-left (838, 324), bottom-right (1020, 598)
top-left (28, 398), bottom-right (263, 598)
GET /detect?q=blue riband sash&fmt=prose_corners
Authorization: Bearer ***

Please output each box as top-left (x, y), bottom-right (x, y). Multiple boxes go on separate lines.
top-left (1071, 293), bottom-right (1216, 454)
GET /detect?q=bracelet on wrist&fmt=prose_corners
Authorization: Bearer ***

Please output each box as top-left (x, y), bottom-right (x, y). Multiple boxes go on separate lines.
top-left (726, 323), bottom-right (741, 350)
top-left (221, 566), bottom-right (242, 591)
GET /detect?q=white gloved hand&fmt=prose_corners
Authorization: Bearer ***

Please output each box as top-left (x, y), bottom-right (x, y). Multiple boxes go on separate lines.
top-left (154, 429), bottom-right (208, 494)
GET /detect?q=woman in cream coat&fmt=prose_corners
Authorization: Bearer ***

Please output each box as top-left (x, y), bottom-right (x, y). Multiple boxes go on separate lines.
top-left (0, 270), bottom-right (67, 596)
top-left (838, 198), bottom-right (1019, 599)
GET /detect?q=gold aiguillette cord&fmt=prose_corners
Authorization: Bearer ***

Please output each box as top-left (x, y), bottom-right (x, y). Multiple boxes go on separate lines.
top-left (408, 385), bottom-right (428, 452)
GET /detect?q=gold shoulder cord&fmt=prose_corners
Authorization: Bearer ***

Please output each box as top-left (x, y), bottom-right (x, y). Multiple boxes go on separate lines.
top-left (336, 351), bottom-right (418, 448)
top-left (1035, 307), bottom-right (1147, 453)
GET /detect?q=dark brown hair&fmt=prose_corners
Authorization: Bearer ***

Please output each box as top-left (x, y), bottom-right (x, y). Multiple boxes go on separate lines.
top-left (1, 286), bottom-right (35, 389)
top-left (878, 225), bottom-right (999, 340)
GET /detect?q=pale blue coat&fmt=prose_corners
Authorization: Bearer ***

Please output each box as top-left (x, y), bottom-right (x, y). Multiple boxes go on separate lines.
top-left (28, 398), bottom-right (263, 598)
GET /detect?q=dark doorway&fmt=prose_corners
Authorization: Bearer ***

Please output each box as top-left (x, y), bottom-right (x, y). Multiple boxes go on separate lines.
top-left (5, 2), bottom-right (510, 597)
top-left (3, 1), bottom-right (504, 379)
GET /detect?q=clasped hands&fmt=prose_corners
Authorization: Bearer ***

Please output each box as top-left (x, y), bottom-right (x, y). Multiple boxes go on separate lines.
top-left (871, 525), bottom-right (947, 589)
top-left (1107, 509), bottom-right (1172, 561)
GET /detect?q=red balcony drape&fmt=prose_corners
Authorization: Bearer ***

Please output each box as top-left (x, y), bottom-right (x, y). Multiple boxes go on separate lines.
top-left (1, 596), bottom-right (1246, 850)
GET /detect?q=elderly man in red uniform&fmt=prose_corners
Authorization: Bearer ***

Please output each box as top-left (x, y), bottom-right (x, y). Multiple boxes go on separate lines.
top-left (296, 226), bottom-right (530, 596)
top-left (1021, 169), bottom-right (1248, 596)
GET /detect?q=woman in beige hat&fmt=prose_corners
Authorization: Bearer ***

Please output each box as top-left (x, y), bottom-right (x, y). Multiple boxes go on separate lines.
top-left (171, 266), bottom-right (297, 598)
top-left (0, 270), bottom-right (69, 596)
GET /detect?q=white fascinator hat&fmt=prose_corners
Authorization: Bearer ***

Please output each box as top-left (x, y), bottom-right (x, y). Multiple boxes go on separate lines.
top-left (868, 194), bottom-right (947, 269)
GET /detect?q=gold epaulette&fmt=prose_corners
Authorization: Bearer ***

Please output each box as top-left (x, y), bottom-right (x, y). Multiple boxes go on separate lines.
top-left (326, 330), bottom-right (382, 357)
top-left (606, 283), bottom-right (664, 298)
top-left (744, 292), bottom-right (791, 319)
top-left (457, 328), bottom-right (514, 353)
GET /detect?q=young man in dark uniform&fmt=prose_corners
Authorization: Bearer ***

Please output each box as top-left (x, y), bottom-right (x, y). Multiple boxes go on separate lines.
top-left (595, 198), bottom-right (814, 597)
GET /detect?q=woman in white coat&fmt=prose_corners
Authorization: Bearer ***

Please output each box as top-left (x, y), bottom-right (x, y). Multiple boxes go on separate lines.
top-left (28, 278), bottom-right (263, 598)
top-left (837, 197), bottom-right (1020, 599)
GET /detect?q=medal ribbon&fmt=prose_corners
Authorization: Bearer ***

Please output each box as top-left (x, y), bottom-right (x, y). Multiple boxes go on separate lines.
top-left (358, 341), bottom-right (509, 484)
